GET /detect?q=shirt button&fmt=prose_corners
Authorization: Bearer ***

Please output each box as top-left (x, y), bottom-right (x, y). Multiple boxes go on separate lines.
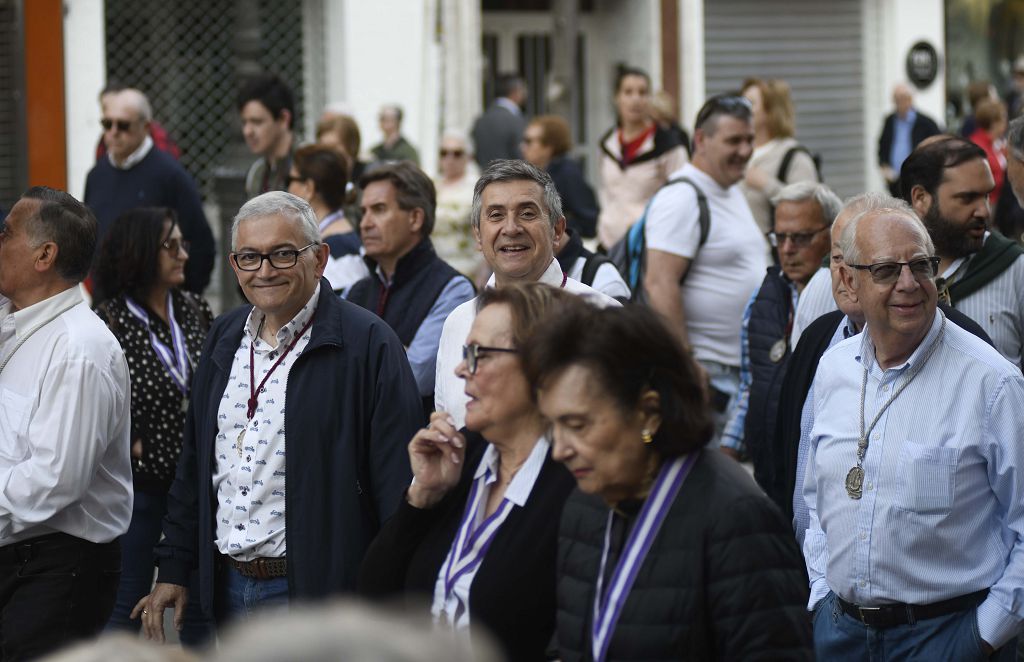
top-left (866, 482), bottom-right (874, 491)
top-left (872, 432), bottom-right (880, 441)
top-left (859, 580), bottom-right (867, 588)
top-left (881, 384), bottom-right (889, 392)
top-left (859, 532), bottom-right (867, 541)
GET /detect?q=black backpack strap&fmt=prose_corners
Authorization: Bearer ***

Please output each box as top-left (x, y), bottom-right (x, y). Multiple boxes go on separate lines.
top-left (581, 252), bottom-right (613, 287)
top-left (777, 145), bottom-right (821, 183)
top-left (668, 176), bottom-right (710, 249)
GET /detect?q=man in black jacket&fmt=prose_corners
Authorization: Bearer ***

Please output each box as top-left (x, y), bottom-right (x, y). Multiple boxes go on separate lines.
top-left (347, 163), bottom-right (474, 416)
top-left (132, 191), bottom-right (421, 639)
top-left (877, 83), bottom-right (941, 196)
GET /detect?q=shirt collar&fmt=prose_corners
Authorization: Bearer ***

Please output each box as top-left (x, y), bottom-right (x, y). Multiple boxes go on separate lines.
top-left (856, 308), bottom-right (944, 374)
top-left (484, 258), bottom-right (563, 289)
top-left (897, 108), bottom-right (918, 124)
top-left (109, 134), bottom-right (154, 170)
top-left (474, 436), bottom-right (550, 507)
top-left (244, 283), bottom-right (320, 350)
top-left (495, 97), bottom-right (522, 116)
top-left (3, 286), bottom-right (83, 338)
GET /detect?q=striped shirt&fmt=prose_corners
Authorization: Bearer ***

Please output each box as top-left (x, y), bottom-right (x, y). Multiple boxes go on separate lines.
top-left (945, 245), bottom-right (1024, 368)
top-left (803, 310), bottom-right (1024, 648)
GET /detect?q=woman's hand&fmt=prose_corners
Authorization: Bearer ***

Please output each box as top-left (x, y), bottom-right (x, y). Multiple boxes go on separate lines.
top-left (406, 411), bottom-right (466, 509)
top-left (131, 439), bottom-right (143, 459)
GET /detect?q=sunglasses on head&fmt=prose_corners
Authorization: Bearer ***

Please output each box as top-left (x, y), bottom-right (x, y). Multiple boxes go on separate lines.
top-left (694, 94), bottom-right (752, 129)
top-left (100, 119), bottom-right (135, 132)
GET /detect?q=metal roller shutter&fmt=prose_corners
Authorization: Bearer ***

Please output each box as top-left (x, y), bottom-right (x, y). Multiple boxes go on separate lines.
top-left (704, 0), bottom-right (865, 198)
top-left (0, 0), bottom-right (26, 213)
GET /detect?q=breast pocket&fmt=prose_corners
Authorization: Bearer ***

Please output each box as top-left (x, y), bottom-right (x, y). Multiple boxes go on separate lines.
top-left (896, 442), bottom-right (959, 515)
top-left (0, 388), bottom-right (33, 461)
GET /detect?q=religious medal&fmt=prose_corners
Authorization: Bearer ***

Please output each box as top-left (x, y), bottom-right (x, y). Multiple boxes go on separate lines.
top-left (845, 465), bottom-right (864, 499)
top-left (769, 339), bottom-right (787, 363)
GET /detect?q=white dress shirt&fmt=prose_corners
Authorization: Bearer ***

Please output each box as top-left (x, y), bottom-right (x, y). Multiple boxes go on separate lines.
top-left (789, 267), bottom-right (836, 347)
top-left (431, 436), bottom-right (549, 629)
top-left (0, 286), bottom-right (132, 544)
top-left (433, 259), bottom-right (620, 429)
top-left (803, 311), bottom-right (1024, 648)
top-left (213, 286), bottom-right (318, 560)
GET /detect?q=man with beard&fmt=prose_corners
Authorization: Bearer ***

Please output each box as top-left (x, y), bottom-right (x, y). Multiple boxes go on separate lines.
top-left (899, 137), bottom-right (1024, 367)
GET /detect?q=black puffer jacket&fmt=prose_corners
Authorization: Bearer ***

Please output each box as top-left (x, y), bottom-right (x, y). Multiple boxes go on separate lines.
top-left (556, 450), bottom-right (812, 661)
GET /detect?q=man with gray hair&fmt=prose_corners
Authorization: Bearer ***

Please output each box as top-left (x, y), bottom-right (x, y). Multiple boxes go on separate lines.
top-left (84, 87), bottom-right (215, 294)
top-left (0, 187), bottom-right (132, 659)
top-left (133, 191), bottom-right (420, 639)
top-left (434, 159), bottom-right (618, 429)
top-left (803, 204), bottom-right (1024, 659)
top-left (370, 104), bottom-right (420, 166)
top-left (721, 182), bottom-right (840, 490)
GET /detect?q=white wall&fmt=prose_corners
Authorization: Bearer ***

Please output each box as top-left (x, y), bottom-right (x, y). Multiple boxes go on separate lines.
top-left (326, 0), bottom-right (441, 175)
top-left (63, 0), bottom-right (106, 199)
top-left (678, 0), bottom-right (704, 130)
top-left (863, 0), bottom-right (946, 192)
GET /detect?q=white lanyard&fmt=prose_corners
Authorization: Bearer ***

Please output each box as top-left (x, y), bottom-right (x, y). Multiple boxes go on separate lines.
top-left (125, 293), bottom-right (191, 396)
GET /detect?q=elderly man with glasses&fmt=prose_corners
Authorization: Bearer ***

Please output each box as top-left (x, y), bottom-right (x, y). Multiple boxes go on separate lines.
top-left (802, 205), bottom-right (1024, 660)
top-left (132, 191), bottom-right (421, 640)
top-left (84, 87), bottom-right (215, 294)
top-left (644, 93), bottom-right (768, 445)
top-left (720, 182), bottom-right (841, 486)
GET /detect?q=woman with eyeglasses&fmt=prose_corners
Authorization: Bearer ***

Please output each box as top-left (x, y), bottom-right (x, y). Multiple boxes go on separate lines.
top-left (524, 303), bottom-right (813, 661)
top-left (93, 207), bottom-right (214, 646)
top-left (433, 129), bottom-right (482, 280)
top-left (597, 66), bottom-right (689, 249)
top-left (287, 144), bottom-right (368, 294)
top-left (741, 78), bottom-right (821, 238)
top-left (359, 282), bottom-right (577, 661)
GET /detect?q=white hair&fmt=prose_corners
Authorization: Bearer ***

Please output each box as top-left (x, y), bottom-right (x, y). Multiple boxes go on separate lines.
top-left (839, 205), bottom-right (935, 266)
top-left (231, 191), bottom-right (320, 250)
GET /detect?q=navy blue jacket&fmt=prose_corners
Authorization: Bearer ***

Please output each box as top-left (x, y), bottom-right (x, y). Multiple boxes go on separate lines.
top-left (155, 280), bottom-right (419, 617)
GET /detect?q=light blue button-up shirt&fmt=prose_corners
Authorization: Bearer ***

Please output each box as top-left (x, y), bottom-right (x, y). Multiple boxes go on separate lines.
top-left (803, 311), bottom-right (1024, 648)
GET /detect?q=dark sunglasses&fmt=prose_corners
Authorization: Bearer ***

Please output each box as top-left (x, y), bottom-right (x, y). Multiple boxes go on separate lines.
top-left (100, 118), bottom-right (135, 132)
top-left (694, 94), bottom-right (752, 130)
top-left (439, 149), bottom-right (465, 158)
top-left (847, 257), bottom-right (941, 285)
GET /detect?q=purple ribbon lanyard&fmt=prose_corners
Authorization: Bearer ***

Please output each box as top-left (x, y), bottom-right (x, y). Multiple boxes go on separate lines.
top-left (125, 294), bottom-right (190, 395)
top-left (443, 468), bottom-right (514, 606)
top-left (591, 452), bottom-right (699, 662)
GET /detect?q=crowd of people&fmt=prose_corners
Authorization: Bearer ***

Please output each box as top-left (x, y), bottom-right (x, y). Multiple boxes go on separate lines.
top-left (1, 62), bottom-right (1024, 662)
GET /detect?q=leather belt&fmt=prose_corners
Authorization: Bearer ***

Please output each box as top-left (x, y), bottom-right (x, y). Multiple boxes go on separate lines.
top-left (224, 555), bottom-right (287, 580)
top-left (837, 588), bottom-right (988, 628)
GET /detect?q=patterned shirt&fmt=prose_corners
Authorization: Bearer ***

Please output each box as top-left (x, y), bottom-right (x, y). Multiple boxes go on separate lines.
top-left (213, 286), bottom-right (319, 560)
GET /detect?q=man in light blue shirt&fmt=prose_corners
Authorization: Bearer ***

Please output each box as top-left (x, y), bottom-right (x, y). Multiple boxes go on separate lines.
top-left (803, 205), bottom-right (1024, 659)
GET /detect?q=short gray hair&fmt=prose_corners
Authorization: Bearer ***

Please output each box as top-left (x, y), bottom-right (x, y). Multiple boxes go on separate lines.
top-left (470, 159), bottom-right (563, 230)
top-left (839, 206), bottom-right (935, 266)
top-left (1008, 116), bottom-right (1024, 162)
top-left (440, 127), bottom-right (474, 156)
top-left (120, 88), bottom-right (153, 122)
top-left (770, 182), bottom-right (843, 225)
top-left (231, 191), bottom-right (320, 250)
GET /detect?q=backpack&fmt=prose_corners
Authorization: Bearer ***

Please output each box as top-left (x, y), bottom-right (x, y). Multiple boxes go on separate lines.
top-left (607, 176), bottom-right (710, 303)
top-left (580, 252), bottom-right (613, 288)
top-left (776, 145), bottom-right (823, 184)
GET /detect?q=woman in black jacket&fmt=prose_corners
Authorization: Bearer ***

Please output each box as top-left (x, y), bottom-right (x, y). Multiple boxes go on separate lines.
top-left (359, 283), bottom-right (577, 661)
top-left (524, 303), bottom-right (813, 661)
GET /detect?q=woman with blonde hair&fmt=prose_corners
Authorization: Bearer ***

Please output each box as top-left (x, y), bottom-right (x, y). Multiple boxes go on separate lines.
top-left (741, 78), bottom-right (820, 237)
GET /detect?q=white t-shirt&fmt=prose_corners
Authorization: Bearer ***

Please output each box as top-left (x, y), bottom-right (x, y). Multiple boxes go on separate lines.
top-left (645, 163), bottom-right (768, 367)
top-left (565, 256), bottom-right (631, 301)
top-left (790, 267), bottom-right (837, 347)
top-left (434, 259), bottom-right (619, 429)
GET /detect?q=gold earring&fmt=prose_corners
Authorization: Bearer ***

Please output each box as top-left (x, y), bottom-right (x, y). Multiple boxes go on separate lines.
top-left (641, 429), bottom-right (653, 444)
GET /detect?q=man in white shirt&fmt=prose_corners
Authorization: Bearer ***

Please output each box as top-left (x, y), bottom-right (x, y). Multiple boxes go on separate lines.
top-left (434, 160), bottom-right (618, 429)
top-left (644, 94), bottom-right (768, 443)
top-left (0, 187), bottom-right (132, 660)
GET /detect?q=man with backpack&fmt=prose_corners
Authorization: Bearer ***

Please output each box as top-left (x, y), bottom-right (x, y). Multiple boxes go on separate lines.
top-left (643, 94), bottom-right (768, 443)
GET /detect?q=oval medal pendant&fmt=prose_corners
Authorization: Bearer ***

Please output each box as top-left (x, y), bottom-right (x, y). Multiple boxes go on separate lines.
top-left (845, 466), bottom-right (864, 499)
top-left (769, 338), bottom-right (787, 363)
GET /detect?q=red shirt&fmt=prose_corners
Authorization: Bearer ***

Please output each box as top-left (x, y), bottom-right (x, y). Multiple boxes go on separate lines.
top-left (968, 128), bottom-right (1005, 207)
top-left (618, 124), bottom-right (657, 166)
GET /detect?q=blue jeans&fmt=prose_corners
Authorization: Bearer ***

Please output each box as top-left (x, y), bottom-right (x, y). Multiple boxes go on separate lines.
top-left (105, 489), bottom-right (213, 647)
top-left (222, 565), bottom-right (289, 620)
top-left (699, 360), bottom-right (740, 448)
top-left (813, 591), bottom-right (1016, 661)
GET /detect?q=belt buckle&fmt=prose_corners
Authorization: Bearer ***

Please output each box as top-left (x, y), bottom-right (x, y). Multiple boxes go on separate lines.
top-left (858, 606), bottom-right (881, 624)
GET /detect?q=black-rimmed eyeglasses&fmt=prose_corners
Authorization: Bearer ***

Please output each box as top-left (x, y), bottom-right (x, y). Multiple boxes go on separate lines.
top-left (462, 343), bottom-right (517, 375)
top-left (767, 226), bottom-right (830, 248)
top-left (847, 257), bottom-right (940, 284)
top-left (231, 243), bottom-right (318, 271)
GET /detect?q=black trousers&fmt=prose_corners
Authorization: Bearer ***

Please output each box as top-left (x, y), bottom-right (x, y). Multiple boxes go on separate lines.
top-left (0, 533), bottom-right (120, 661)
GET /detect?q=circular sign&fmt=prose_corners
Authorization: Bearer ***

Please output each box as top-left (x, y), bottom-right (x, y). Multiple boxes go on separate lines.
top-left (906, 41), bottom-right (940, 89)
